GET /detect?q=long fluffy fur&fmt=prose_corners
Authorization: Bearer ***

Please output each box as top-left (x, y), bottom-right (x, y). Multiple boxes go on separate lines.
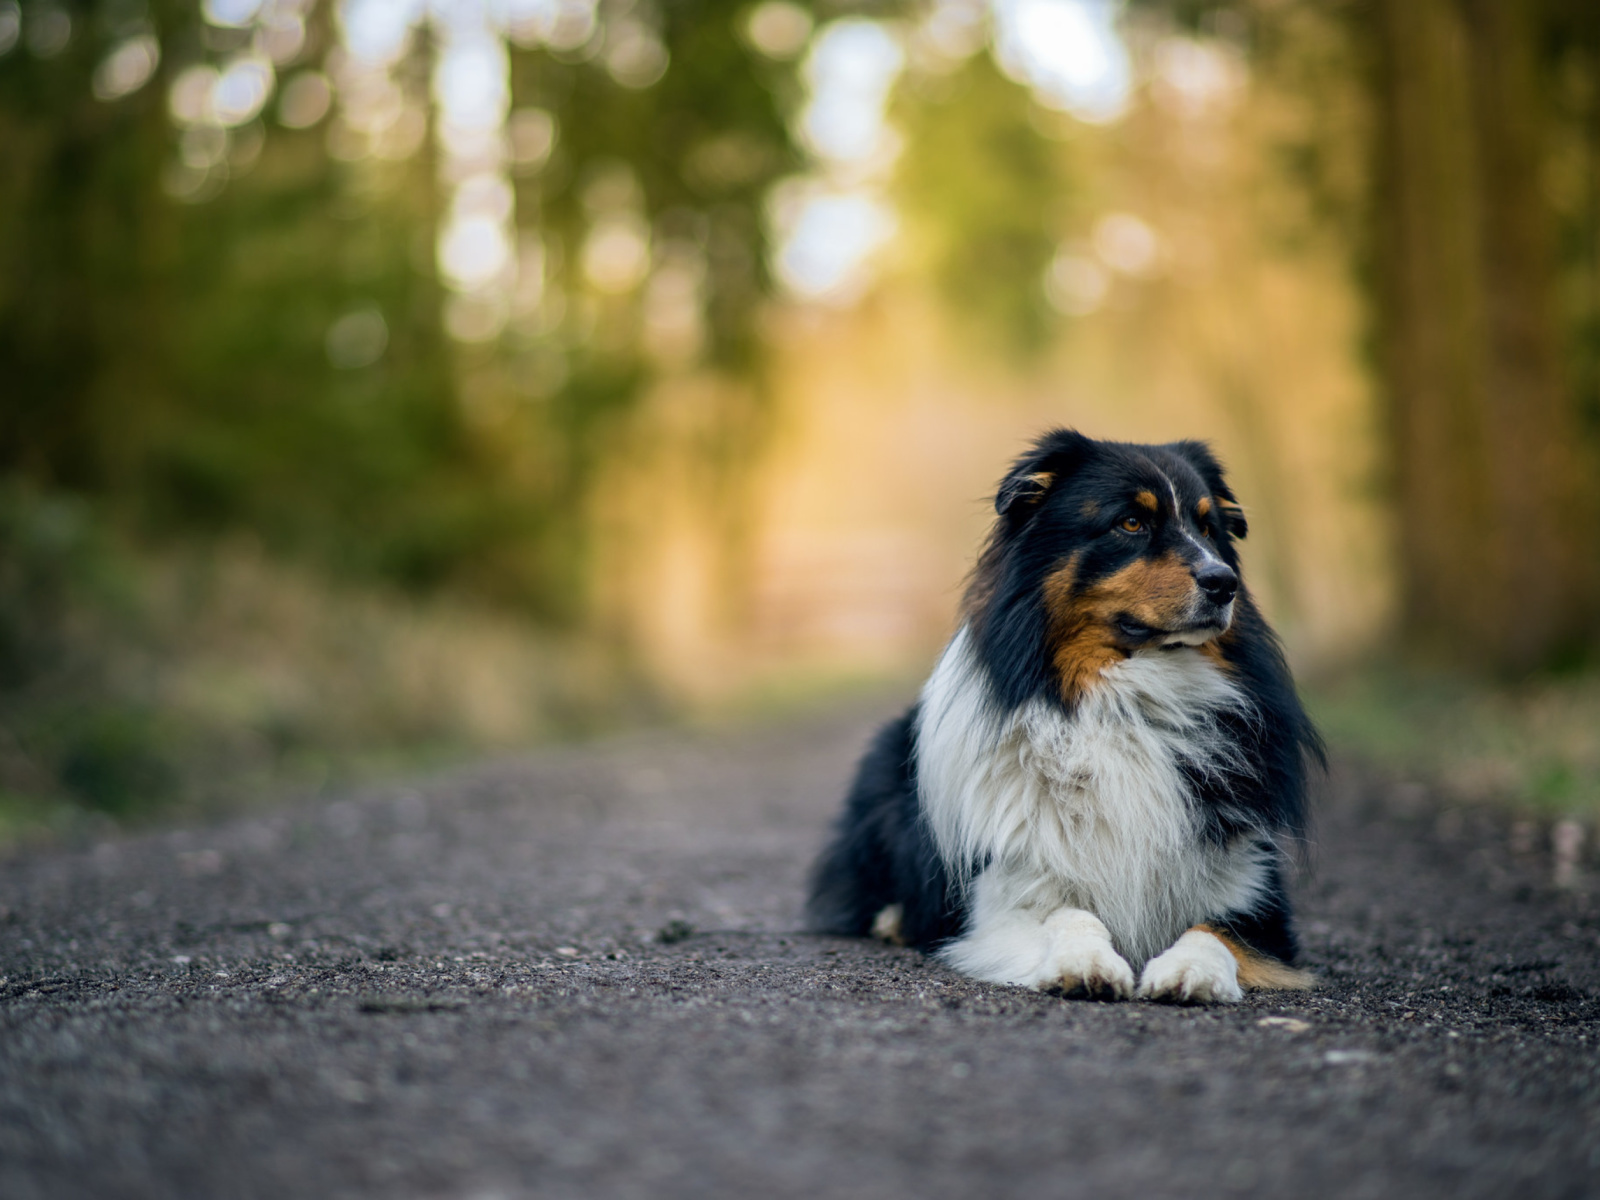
top-left (806, 428), bottom-right (1324, 998)
top-left (918, 627), bottom-right (1272, 966)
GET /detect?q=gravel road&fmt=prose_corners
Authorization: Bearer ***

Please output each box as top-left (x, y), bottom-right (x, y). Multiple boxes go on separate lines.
top-left (3, 698), bottom-right (1599, 1199)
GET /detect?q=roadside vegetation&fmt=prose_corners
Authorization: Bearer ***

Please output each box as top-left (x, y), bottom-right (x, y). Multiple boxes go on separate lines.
top-left (0, 489), bottom-right (647, 845)
top-left (1308, 665), bottom-right (1600, 821)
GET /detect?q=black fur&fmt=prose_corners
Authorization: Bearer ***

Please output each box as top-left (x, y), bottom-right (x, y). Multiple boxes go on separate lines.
top-left (803, 708), bottom-right (964, 949)
top-left (805, 429), bottom-right (1324, 969)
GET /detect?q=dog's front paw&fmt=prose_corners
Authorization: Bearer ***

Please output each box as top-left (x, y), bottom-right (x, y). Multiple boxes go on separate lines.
top-left (1043, 937), bottom-right (1136, 1000)
top-left (1036, 911), bottom-right (1134, 1000)
top-left (1137, 930), bottom-right (1242, 1005)
top-left (1036, 908), bottom-right (1139, 998)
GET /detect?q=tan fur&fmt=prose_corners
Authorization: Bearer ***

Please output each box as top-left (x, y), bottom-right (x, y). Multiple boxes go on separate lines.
top-left (1193, 923), bottom-right (1315, 991)
top-left (1133, 490), bottom-right (1159, 513)
top-left (1196, 496), bottom-right (1212, 518)
top-left (1198, 632), bottom-right (1236, 673)
top-left (1043, 552), bottom-right (1202, 703)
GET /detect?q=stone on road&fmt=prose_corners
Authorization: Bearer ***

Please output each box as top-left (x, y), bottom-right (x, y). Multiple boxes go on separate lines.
top-left (2, 702), bottom-right (1599, 1199)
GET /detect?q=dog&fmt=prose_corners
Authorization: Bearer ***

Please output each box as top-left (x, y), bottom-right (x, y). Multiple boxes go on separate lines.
top-left (805, 429), bottom-right (1323, 1003)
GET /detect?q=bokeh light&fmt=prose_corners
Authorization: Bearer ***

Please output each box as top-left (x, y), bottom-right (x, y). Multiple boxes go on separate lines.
top-left (507, 107), bottom-right (557, 172)
top-left (992, 0), bottom-right (1130, 123)
top-left (213, 55), bottom-right (276, 126)
top-left (800, 20), bottom-right (905, 167)
top-left (582, 213), bottom-right (652, 294)
top-left (1092, 212), bottom-right (1160, 277)
top-left (1151, 36), bottom-right (1244, 119)
top-left (603, 17), bottom-right (669, 88)
top-left (771, 183), bottom-right (898, 302)
top-left (744, 1), bottom-right (812, 60)
top-left (170, 66), bottom-right (222, 126)
top-left (325, 307), bottom-right (389, 369)
top-left (338, 0), bottom-right (421, 67)
top-left (770, 17), bottom-right (906, 303)
top-left (203, 0), bottom-right (264, 29)
top-left (92, 35), bottom-right (162, 103)
top-left (1044, 249), bottom-right (1109, 315)
top-left (277, 70), bottom-right (332, 128)
top-left (440, 215), bottom-right (516, 291)
top-left (0, 3), bottom-right (18, 58)
top-left (26, 6), bottom-right (71, 59)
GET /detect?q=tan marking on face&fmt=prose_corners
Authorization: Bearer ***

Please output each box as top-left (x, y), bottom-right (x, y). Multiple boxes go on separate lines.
top-left (1196, 496), bottom-right (1212, 518)
top-left (1043, 551), bottom-right (1203, 702)
top-left (1133, 490), bottom-right (1159, 513)
top-left (1043, 553), bottom-right (1122, 702)
top-left (1191, 924), bottom-right (1314, 991)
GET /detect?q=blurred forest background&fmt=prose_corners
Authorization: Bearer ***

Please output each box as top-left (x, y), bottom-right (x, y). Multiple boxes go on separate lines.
top-left (2, 0), bottom-right (1600, 839)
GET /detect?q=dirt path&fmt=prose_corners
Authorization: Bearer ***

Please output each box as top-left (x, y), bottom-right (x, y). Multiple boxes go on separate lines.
top-left (3, 700), bottom-right (1599, 1199)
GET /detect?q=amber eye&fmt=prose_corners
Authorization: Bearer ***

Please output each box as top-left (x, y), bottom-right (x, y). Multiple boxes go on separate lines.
top-left (1199, 524), bottom-right (1213, 538)
top-left (1119, 516), bottom-right (1144, 534)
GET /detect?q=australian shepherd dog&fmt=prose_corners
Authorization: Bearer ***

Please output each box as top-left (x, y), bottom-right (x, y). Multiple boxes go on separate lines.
top-left (806, 429), bottom-right (1323, 1003)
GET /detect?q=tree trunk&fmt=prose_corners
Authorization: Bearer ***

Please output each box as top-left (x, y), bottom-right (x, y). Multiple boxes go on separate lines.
top-left (1374, 0), bottom-right (1596, 672)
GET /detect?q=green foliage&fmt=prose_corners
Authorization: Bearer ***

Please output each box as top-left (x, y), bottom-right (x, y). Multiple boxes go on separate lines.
top-left (892, 54), bottom-right (1070, 353)
top-left (0, 0), bottom-right (812, 831)
top-left (0, 0), bottom-right (807, 622)
top-left (53, 705), bottom-right (180, 815)
top-left (0, 487), bottom-right (646, 834)
top-left (1307, 664), bottom-right (1600, 817)
top-left (1541, 8), bottom-right (1600, 437)
top-left (517, 0), bottom-right (799, 371)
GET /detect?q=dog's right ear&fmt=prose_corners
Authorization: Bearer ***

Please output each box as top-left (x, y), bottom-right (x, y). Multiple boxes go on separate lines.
top-left (995, 428), bottom-right (1091, 523)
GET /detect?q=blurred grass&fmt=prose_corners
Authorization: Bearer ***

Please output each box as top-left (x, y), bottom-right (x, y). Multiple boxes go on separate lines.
top-left (0, 488), bottom-right (658, 847)
top-left (1306, 663), bottom-right (1600, 817)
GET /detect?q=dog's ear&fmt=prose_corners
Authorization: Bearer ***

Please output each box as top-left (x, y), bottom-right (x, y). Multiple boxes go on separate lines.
top-left (995, 429), bottom-right (1092, 523)
top-left (1217, 500), bottom-right (1248, 540)
top-left (1165, 439), bottom-right (1247, 539)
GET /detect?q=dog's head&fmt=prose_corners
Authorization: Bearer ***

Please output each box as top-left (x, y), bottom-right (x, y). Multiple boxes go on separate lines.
top-left (969, 428), bottom-right (1250, 705)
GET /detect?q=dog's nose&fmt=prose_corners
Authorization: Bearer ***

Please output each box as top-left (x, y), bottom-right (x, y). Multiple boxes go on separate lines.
top-left (1195, 563), bottom-right (1238, 606)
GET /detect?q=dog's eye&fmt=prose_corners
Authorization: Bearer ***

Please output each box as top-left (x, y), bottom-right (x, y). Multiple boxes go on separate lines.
top-left (1199, 525), bottom-right (1212, 538)
top-left (1119, 516), bottom-right (1144, 534)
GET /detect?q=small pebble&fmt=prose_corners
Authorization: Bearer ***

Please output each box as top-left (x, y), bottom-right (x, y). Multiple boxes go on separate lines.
top-left (1257, 1016), bottom-right (1309, 1032)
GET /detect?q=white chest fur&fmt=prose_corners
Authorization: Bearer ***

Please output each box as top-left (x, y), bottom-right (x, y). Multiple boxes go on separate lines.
top-left (916, 626), bottom-right (1270, 966)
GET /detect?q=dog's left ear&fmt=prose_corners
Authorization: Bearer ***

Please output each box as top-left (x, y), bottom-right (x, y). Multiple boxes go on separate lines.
top-left (1216, 501), bottom-right (1248, 540)
top-left (995, 428), bottom-right (1092, 524)
top-left (1166, 439), bottom-right (1247, 539)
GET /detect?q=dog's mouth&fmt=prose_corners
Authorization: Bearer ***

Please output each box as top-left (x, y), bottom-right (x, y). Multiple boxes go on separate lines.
top-left (1114, 616), bottom-right (1163, 644)
top-left (1114, 614), bottom-right (1230, 649)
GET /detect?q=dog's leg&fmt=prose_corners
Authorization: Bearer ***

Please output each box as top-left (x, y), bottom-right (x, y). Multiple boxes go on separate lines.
top-left (1037, 907), bottom-right (1135, 999)
top-left (940, 873), bottom-right (1133, 998)
top-left (1140, 913), bottom-right (1316, 1004)
top-left (1137, 927), bottom-right (1243, 1004)
top-left (938, 901), bottom-right (1055, 986)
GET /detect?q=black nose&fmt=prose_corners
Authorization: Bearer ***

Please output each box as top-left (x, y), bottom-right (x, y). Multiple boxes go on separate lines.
top-left (1195, 563), bottom-right (1238, 606)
